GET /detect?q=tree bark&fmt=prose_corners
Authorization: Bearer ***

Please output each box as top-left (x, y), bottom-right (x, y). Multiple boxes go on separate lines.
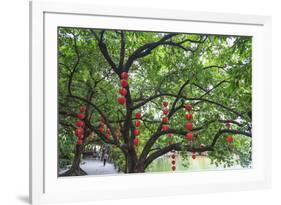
top-left (135, 162), bottom-right (145, 173)
top-left (60, 144), bottom-right (87, 176)
top-left (123, 150), bottom-right (145, 173)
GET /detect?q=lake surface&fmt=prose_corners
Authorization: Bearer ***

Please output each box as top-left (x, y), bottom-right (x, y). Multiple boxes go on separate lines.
top-left (146, 154), bottom-right (242, 172)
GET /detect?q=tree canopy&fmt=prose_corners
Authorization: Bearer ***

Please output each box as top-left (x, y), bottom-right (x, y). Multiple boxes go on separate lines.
top-left (58, 27), bottom-right (252, 176)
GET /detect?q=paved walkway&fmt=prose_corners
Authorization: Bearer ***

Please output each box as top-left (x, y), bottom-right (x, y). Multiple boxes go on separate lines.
top-left (59, 158), bottom-right (119, 176)
top-left (81, 158), bottom-right (118, 175)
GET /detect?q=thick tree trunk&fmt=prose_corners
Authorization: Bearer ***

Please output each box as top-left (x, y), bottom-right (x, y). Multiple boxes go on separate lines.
top-left (60, 144), bottom-right (87, 176)
top-left (125, 152), bottom-right (145, 173)
top-left (127, 152), bottom-right (136, 173)
top-left (135, 162), bottom-right (145, 173)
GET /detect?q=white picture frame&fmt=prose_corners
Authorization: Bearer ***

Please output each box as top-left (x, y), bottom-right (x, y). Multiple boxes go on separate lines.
top-left (30, 0), bottom-right (272, 204)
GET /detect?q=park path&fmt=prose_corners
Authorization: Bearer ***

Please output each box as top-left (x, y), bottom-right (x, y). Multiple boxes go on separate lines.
top-left (80, 158), bottom-right (118, 175)
top-left (59, 158), bottom-right (118, 176)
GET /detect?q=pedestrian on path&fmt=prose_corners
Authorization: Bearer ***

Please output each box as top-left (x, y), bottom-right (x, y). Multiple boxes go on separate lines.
top-left (103, 153), bottom-right (109, 166)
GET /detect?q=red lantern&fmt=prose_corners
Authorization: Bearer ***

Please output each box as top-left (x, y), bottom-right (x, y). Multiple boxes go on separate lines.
top-left (227, 136), bottom-right (233, 143)
top-left (99, 127), bottom-right (104, 133)
top-left (105, 134), bottom-right (110, 139)
top-left (75, 121), bottom-right (85, 127)
top-left (120, 79), bottom-right (128, 87)
top-left (118, 96), bottom-right (126, 105)
top-left (75, 127), bottom-right (84, 137)
top-left (162, 125), bottom-right (169, 131)
top-left (133, 138), bottom-right (140, 146)
top-left (171, 154), bottom-right (176, 159)
top-left (107, 128), bottom-right (111, 134)
top-left (192, 153), bottom-right (196, 160)
top-left (133, 129), bottom-right (140, 136)
top-left (185, 104), bottom-right (192, 111)
top-left (185, 113), bottom-right (193, 120)
top-left (171, 160), bottom-right (176, 165)
top-left (135, 120), bottom-right (141, 127)
top-left (121, 72), bottom-right (129, 80)
top-left (162, 117), bottom-right (169, 123)
top-left (119, 88), bottom-right (127, 96)
top-left (77, 113), bottom-right (85, 120)
top-left (185, 133), bottom-right (193, 141)
top-left (162, 101), bottom-right (169, 107)
top-left (79, 105), bottom-right (86, 113)
top-left (171, 165), bottom-right (176, 171)
top-left (78, 134), bottom-right (84, 139)
top-left (162, 109), bottom-right (169, 115)
top-left (77, 139), bottom-right (83, 145)
top-left (185, 122), bottom-right (193, 131)
top-left (135, 112), bottom-right (141, 119)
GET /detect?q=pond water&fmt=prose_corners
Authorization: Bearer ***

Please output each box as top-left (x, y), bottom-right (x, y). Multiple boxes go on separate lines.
top-left (146, 154), bottom-right (242, 172)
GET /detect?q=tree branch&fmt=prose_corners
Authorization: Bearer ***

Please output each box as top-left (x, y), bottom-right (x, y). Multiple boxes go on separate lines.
top-left (67, 32), bottom-right (81, 96)
top-left (144, 128), bottom-right (251, 169)
top-left (89, 29), bottom-right (119, 74)
top-left (144, 143), bottom-right (212, 169)
top-left (118, 31), bottom-right (126, 69)
top-left (210, 129), bottom-right (251, 147)
top-left (124, 33), bottom-right (178, 71)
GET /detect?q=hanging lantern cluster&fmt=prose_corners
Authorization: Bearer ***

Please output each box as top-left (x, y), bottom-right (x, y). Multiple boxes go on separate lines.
top-left (133, 112), bottom-right (141, 146)
top-left (99, 117), bottom-right (111, 140)
top-left (162, 101), bottom-right (170, 131)
top-left (225, 121), bottom-right (233, 143)
top-left (74, 105), bottom-right (86, 145)
top-left (106, 128), bottom-right (111, 140)
top-left (183, 103), bottom-right (197, 160)
top-left (117, 72), bottom-right (129, 105)
top-left (184, 103), bottom-right (193, 141)
top-left (170, 151), bottom-right (176, 171)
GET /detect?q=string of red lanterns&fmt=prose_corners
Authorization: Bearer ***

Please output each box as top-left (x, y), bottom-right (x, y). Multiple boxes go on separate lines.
top-left (74, 105), bottom-right (86, 145)
top-left (184, 104), bottom-right (193, 141)
top-left (162, 101), bottom-right (172, 145)
top-left (161, 101), bottom-right (176, 171)
top-left (171, 151), bottom-right (176, 171)
top-left (184, 103), bottom-right (197, 160)
top-left (133, 112), bottom-right (141, 146)
top-left (118, 72), bottom-right (129, 105)
top-left (98, 116), bottom-right (112, 140)
top-left (99, 117), bottom-right (105, 134)
top-left (162, 101), bottom-right (169, 131)
top-left (106, 128), bottom-right (111, 140)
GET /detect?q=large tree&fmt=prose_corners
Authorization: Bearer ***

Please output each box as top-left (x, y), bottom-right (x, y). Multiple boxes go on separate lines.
top-left (58, 27), bottom-right (252, 176)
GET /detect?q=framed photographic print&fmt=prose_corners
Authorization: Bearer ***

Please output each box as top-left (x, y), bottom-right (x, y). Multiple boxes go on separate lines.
top-left (30, 0), bottom-right (272, 204)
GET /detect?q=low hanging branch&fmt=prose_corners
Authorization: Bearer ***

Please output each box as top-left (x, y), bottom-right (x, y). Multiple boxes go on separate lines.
top-left (144, 128), bottom-right (252, 169)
